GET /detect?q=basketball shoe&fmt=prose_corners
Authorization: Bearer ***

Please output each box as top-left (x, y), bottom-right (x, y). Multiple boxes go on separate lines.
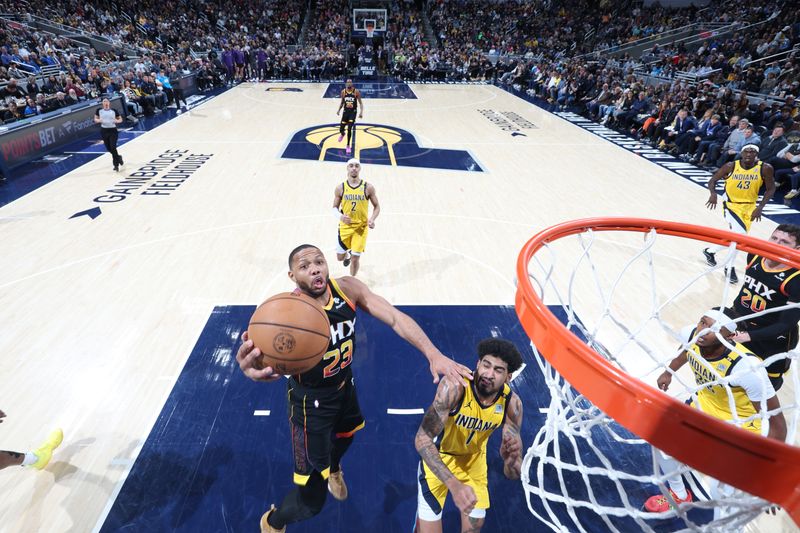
top-left (702, 248), bottom-right (716, 266)
top-left (31, 428), bottom-right (63, 470)
top-left (644, 489), bottom-right (692, 513)
top-left (328, 469), bottom-right (348, 500)
top-left (343, 251), bottom-right (351, 267)
top-left (260, 505), bottom-right (285, 533)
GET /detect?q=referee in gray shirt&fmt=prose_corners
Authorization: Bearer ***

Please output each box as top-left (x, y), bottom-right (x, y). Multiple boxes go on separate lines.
top-left (94, 98), bottom-right (124, 171)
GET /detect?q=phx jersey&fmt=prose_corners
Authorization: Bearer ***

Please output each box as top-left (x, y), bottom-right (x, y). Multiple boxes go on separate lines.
top-left (341, 88), bottom-right (359, 120)
top-left (734, 253), bottom-right (800, 376)
top-left (291, 279), bottom-right (356, 388)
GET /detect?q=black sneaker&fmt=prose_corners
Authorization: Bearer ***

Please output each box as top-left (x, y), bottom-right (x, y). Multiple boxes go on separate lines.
top-left (118, 155), bottom-right (124, 166)
top-left (113, 164), bottom-right (119, 172)
top-left (702, 248), bottom-right (716, 266)
top-left (343, 251), bottom-right (351, 267)
top-left (725, 267), bottom-right (738, 284)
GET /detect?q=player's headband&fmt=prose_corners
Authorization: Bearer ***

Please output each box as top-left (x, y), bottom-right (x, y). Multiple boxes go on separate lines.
top-left (703, 309), bottom-right (737, 332)
top-left (741, 144), bottom-right (760, 153)
top-left (347, 158), bottom-right (360, 166)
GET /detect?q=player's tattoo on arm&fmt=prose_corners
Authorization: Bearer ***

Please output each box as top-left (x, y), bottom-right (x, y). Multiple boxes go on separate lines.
top-left (464, 516), bottom-right (483, 532)
top-left (504, 394), bottom-right (523, 437)
top-left (415, 378), bottom-right (461, 485)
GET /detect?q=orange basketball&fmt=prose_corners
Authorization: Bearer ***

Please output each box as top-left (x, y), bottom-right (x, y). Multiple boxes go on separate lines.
top-left (248, 292), bottom-right (331, 375)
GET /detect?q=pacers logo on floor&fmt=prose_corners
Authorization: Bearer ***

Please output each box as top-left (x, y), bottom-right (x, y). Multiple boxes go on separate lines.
top-left (265, 87), bottom-right (303, 92)
top-left (281, 123), bottom-right (483, 171)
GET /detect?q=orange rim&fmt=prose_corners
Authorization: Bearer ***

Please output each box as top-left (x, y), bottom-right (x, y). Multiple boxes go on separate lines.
top-left (515, 217), bottom-right (800, 524)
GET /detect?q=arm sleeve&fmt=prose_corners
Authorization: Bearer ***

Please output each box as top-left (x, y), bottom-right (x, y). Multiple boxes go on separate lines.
top-left (730, 357), bottom-right (775, 403)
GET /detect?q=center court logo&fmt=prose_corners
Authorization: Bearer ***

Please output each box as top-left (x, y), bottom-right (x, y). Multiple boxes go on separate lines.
top-left (265, 87), bottom-right (303, 92)
top-left (281, 123), bottom-right (483, 171)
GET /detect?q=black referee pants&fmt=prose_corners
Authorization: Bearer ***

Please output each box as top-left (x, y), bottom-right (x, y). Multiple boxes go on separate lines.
top-left (101, 127), bottom-right (121, 165)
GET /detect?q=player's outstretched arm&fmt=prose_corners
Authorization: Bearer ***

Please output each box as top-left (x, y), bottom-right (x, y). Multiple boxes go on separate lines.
top-left (235, 331), bottom-right (283, 383)
top-left (339, 277), bottom-right (472, 383)
top-left (657, 349), bottom-right (689, 391)
top-left (500, 394), bottom-right (523, 480)
top-left (415, 377), bottom-right (477, 515)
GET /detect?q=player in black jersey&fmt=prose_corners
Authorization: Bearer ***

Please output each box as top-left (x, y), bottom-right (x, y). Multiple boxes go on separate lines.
top-left (236, 244), bottom-right (471, 533)
top-left (729, 224), bottom-right (800, 390)
top-left (336, 79), bottom-right (363, 156)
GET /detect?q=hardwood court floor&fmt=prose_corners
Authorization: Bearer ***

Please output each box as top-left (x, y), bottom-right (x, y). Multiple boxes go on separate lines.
top-left (0, 83), bottom-right (796, 532)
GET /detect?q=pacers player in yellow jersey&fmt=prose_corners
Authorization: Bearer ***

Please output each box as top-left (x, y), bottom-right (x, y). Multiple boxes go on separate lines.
top-left (332, 158), bottom-right (380, 276)
top-left (336, 79), bottom-right (363, 156)
top-left (414, 339), bottom-right (524, 532)
top-left (703, 145), bottom-right (775, 284)
top-left (646, 308), bottom-right (786, 514)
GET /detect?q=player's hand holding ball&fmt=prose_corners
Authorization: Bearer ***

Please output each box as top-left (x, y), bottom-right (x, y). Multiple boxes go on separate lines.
top-left (236, 331), bottom-right (283, 382)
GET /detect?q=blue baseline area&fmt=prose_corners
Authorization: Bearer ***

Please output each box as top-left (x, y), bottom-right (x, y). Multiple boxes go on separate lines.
top-left (99, 304), bottom-right (705, 532)
top-left (0, 86), bottom-right (228, 208)
top-left (323, 81), bottom-right (417, 99)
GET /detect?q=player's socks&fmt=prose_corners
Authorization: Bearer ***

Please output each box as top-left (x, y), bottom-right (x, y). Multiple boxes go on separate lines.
top-left (20, 452), bottom-right (37, 466)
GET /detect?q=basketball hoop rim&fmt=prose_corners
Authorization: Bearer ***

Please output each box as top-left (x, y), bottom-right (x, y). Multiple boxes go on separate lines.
top-left (515, 217), bottom-right (800, 523)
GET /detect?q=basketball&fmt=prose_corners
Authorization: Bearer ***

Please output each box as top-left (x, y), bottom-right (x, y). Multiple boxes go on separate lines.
top-left (248, 292), bottom-right (331, 375)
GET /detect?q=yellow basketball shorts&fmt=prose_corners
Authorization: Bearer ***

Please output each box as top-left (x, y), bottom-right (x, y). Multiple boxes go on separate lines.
top-left (723, 201), bottom-right (755, 233)
top-left (337, 224), bottom-right (368, 255)
top-left (417, 454), bottom-right (489, 521)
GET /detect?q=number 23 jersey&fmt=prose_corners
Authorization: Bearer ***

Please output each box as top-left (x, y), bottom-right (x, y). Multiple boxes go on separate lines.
top-left (291, 278), bottom-right (356, 388)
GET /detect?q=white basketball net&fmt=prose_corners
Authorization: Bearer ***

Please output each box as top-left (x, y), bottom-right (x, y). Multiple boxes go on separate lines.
top-left (520, 227), bottom-right (800, 532)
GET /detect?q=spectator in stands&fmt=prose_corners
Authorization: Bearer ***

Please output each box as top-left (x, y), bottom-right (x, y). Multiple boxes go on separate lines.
top-left (717, 124), bottom-right (761, 168)
top-left (760, 124), bottom-right (789, 163)
top-left (618, 91), bottom-right (652, 131)
top-left (50, 91), bottom-right (68, 110)
top-left (65, 88), bottom-right (80, 105)
top-left (692, 115), bottom-right (735, 165)
top-left (659, 107), bottom-right (696, 151)
top-left (678, 112), bottom-right (721, 158)
top-left (586, 83), bottom-right (613, 119)
top-left (121, 80), bottom-right (143, 116)
top-left (1, 100), bottom-right (23, 123)
top-left (138, 75), bottom-right (162, 115)
top-left (705, 118), bottom-right (749, 168)
top-left (22, 95), bottom-right (38, 117)
top-left (768, 107), bottom-right (795, 131)
top-left (0, 78), bottom-right (26, 99)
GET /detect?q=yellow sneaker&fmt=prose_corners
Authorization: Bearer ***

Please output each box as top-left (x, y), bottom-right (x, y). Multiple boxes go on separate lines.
top-left (31, 428), bottom-right (63, 470)
top-left (327, 470), bottom-right (348, 501)
top-left (260, 504), bottom-right (285, 533)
